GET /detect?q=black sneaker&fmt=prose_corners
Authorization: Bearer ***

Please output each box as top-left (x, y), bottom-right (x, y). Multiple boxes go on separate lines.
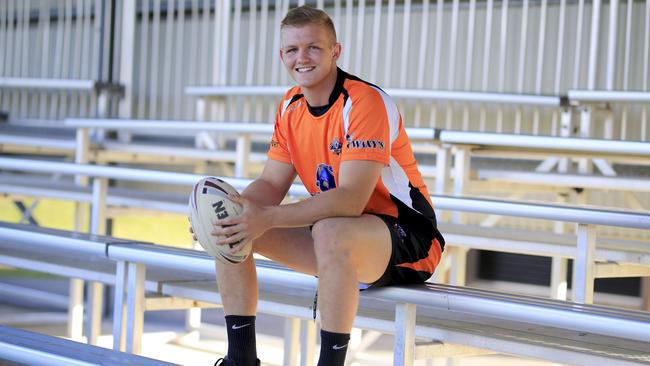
top-left (214, 357), bottom-right (261, 366)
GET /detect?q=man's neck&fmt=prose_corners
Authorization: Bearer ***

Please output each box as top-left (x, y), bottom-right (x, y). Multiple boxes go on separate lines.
top-left (301, 67), bottom-right (339, 107)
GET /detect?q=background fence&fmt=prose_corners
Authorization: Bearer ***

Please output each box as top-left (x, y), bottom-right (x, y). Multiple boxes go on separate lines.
top-left (1, 0), bottom-right (649, 139)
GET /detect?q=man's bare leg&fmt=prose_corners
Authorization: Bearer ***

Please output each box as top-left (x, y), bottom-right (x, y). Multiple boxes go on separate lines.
top-left (215, 215), bottom-right (390, 365)
top-left (311, 215), bottom-right (392, 365)
top-left (215, 226), bottom-right (316, 366)
top-left (312, 215), bottom-right (391, 331)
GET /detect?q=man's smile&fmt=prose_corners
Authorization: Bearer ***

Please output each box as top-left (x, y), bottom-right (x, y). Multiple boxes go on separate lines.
top-left (296, 66), bottom-right (316, 73)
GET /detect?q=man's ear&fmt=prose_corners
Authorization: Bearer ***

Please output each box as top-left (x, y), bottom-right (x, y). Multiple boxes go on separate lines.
top-left (332, 43), bottom-right (342, 61)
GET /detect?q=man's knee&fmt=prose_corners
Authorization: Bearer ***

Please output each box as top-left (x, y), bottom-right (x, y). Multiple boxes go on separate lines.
top-left (312, 218), bottom-right (353, 263)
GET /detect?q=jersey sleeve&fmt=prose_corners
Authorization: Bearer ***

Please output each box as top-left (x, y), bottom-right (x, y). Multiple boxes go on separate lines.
top-left (267, 99), bottom-right (292, 164)
top-left (341, 88), bottom-right (394, 165)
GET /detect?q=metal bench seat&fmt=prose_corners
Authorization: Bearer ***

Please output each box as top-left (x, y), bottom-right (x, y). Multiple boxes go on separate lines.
top-left (0, 325), bottom-right (178, 366)
top-left (108, 243), bottom-right (650, 366)
top-left (440, 222), bottom-right (650, 263)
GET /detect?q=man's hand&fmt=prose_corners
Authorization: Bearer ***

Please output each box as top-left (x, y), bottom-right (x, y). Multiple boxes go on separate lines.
top-left (188, 216), bottom-right (197, 241)
top-left (211, 195), bottom-right (273, 254)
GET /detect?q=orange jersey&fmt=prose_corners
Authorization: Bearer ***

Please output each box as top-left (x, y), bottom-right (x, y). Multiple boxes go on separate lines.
top-left (268, 69), bottom-right (436, 225)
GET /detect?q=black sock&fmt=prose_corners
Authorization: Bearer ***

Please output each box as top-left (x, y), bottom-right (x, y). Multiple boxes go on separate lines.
top-left (224, 315), bottom-right (257, 366)
top-left (317, 329), bottom-right (350, 366)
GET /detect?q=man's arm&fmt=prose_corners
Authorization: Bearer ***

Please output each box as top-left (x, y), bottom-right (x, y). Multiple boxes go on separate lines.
top-left (241, 159), bottom-right (298, 206)
top-left (268, 159), bottom-right (383, 225)
top-left (215, 159), bottom-right (384, 246)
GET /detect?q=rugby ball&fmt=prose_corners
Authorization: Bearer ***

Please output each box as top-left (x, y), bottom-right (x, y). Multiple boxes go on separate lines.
top-left (189, 177), bottom-right (251, 264)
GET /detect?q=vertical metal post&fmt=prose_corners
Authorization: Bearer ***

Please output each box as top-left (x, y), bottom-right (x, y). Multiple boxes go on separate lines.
top-left (91, 178), bottom-right (108, 236)
top-left (125, 262), bottom-right (146, 354)
top-left (184, 307), bottom-right (202, 342)
top-left (573, 0), bottom-right (585, 89)
top-left (435, 145), bottom-right (451, 194)
top-left (551, 257), bottom-right (569, 300)
top-left (399, 0), bottom-right (411, 88)
top-left (87, 177), bottom-right (107, 345)
top-left (118, 0), bottom-right (135, 119)
top-left (450, 247), bottom-right (469, 286)
top-left (383, 0), bottom-right (396, 85)
top-left (353, 0), bottom-right (366, 75)
top-left (69, 124), bottom-right (90, 342)
top-left (67, 279), bottom-right (84, 341)
top-left (75, 127), bottom-right (90, 167)
top-left (149, 0), bottom-right (161, 118)
top-left (482, 0), bottom-right (494, 93)
top-left (551, 193), bottom-right (569, 300)
top-left (113, 260), bottom-right (128, 351)
top-left (394, 303), bottom-right (416, 366)
top-left (606, 0), bottom-right (619, 91)
top-left (300, 320), bottom-right (317, 366)
top-left (283, 317), bottom-right (300, 366)
top-left (235, 134), bottom-right (252, 178)
top-left (578, 107), bottom-right (593, 173)
top-left (452, 147), bottom-right (470, 224)
top-left (587, 0), bottom-right (602, 91)
top-left (85, 281), bottom-right (103, 345)
top-left (574, 223), bottom-right (596, 304)
top-left (136, 0), bottom-right (150, 119)
top-left (554, 0), bottom-right (567, 100)
top-left (369, 0), bottom-right (382, 82)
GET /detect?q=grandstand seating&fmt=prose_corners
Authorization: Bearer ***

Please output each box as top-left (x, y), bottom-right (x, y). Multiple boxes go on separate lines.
top-left (0, 78), bottom-right (123, 123)
top-left (1, 223), bottom-right (649, 365)
top-left (3, 1), bottom-right (650, 363)
top-left (0, 156), bottom-right (648, 307)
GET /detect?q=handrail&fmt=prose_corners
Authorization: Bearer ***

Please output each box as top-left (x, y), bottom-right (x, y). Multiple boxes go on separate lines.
top-left (0, 157), bottom-right (308, 197)
top-left (0, 78), bottom-right (124, 95)
top-left (568, 90), bottom-right (650, 103)
top-left (369, 283), bottom-right (650, 341)
top-left (64, 118), bottom-right (435, 141)
top-left (65, 118), bottom-right (275, 134)
top-left (0, 222), bottom-right (125, 257)
top-left (104, 242), bottom-right (650, 342)
top-left (0, 77), bottom-right (95, 91)
top-left (430, 195), bottom-right (650, 230)
top-left (438, 130), bottom-right (650, 156)
top-left (1, 157), bottom-right (648, 229)
top-left (185, 85), bottom-right (563, 106)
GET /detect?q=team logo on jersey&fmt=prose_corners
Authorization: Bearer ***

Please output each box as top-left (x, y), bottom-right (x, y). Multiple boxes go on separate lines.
top-left (315, 163), bottom-right (336, 192)
top-left (345, 134), bottom-right (385, 150)
top-left (329, 137), bottom-right (342, 155)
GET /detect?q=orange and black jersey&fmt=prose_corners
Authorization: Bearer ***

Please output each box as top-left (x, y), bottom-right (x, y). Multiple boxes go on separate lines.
top-left (269, 67), bottom-right (441, 242)
top-left (270, 68), bottom-right (444, 284)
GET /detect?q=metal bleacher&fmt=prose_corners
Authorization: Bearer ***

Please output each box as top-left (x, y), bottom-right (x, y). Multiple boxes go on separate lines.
top-left (2, 0), bottom-right (650, 365)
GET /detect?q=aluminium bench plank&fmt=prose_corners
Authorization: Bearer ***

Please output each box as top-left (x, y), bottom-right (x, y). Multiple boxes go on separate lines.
top-left (0, 325), bottom-right (179, 366)
top-left (160, 279), bottom-right (650, 366)
top-left (439, 222), bottom-right (650, 264)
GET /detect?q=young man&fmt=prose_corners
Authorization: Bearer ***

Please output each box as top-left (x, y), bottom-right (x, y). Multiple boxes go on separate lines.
top-left (209, 5), bottom-right (444, 366)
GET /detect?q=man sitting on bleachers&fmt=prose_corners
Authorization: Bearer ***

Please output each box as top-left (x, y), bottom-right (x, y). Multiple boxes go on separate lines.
top-left (206, 6), bottom-right (445, 366)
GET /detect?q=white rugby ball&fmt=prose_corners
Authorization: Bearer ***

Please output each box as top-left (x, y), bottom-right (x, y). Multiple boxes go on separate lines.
top-left (189, 177), bottom-right (251, 264)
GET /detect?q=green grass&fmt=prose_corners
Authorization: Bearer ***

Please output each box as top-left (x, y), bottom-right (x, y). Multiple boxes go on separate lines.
top-left (0, 268), bottom-right (61, 279)
top-left (1, 196), bottom-right (195, 279)
top-left (0, 197), bottom-right (193, 248)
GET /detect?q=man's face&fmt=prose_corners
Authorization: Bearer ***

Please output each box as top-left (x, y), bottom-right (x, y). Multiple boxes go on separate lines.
top-left (280, 23), bottom-right (341, 89)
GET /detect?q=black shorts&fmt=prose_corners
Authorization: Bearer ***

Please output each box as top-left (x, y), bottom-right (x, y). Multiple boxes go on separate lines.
top-left (364, 213), bottom-right (445, 289)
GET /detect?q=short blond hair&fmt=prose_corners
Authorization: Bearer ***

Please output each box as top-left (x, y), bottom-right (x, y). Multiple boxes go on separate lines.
top-left (281, 5), bottom-right (337, 43)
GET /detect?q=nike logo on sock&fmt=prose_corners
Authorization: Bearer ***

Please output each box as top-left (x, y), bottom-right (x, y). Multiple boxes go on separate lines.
top-left (332, 343), bottom-right (348, 350)
top-left (231, 323), bottom-right (251, 330)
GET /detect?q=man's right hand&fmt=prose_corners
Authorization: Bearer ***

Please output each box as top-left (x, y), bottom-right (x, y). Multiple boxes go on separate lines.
top-left (188, 216), bottom-right (197, 241)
